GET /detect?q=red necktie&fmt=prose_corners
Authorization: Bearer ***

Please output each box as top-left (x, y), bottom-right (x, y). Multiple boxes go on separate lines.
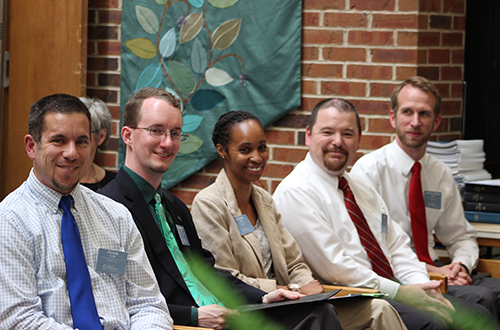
top-left (409, 162), bottom-right (434, 265)
top-left (339, 177), bottom-right (396, 281)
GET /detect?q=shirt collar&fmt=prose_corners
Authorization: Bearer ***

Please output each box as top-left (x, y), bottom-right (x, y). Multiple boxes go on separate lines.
top-left (304, 152), bottom-right (342, 187)
top-left (26, 168), bottom-right (84, 214)
top-left (123, 165), bottom-right (162, 204)
top-left (388, 141), bottom-right (417, 177)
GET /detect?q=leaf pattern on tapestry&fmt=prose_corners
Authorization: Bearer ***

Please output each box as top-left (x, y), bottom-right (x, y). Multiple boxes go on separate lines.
top-left (208, 0), bottom-right (240, 9)
top-left (159, 28), bottom-right (177, 58)
top-left (191, 38), bottom-right (208, 74)
top-left (168, 60), bottom-right (196, 95)
top-left (182, 115), bottom-right (204, 132)
top-left (135, 64), bottom-right (164, 91)
top-left (206, 67), bottom-right (233, 86)
top-left (125, 38), bottom-right (157, 59)
top-left (179, 13), bottom-right (204, 44)
top-left (190, 89), bottom-right (225, 111)
top-left (136, 5), bottom-right (159, 34)
top-left (212, 19), bottom-right (241, 50)
top-left (179, 134), bottom-right (204, 154)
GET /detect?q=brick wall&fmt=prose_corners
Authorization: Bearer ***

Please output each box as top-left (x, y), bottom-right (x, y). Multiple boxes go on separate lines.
top-left (87, 0), bottom-right (466, 207)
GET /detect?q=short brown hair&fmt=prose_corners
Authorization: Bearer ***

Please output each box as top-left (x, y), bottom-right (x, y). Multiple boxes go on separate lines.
top-left (391, 76), bottom-right (441, 116)
top-left (122, 87), bottom-right (181, 128)
top-left (308, 98), bottom-right (361, 136)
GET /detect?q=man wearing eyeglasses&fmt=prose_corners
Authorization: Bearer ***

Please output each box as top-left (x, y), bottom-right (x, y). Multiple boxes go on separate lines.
top-left (99, 87), bottom-right (343, 329)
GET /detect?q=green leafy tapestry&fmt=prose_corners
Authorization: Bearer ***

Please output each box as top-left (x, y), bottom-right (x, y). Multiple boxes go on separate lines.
top-left (120, 0), bottom-right (302, 188)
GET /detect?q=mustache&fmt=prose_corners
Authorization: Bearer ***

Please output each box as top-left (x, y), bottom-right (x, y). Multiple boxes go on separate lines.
top-left (324, 147), bottom-right (348, 155)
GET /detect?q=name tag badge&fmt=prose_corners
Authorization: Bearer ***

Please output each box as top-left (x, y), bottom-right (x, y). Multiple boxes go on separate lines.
top-left (424, 191), bottom-right (441, 209)
top-left (381, 214), bottom-right (388, 233)
top-left (96, 248), bottom-right (128, 275)
top-left (234, 214), bottom-right (255, 236)
top-left (176, 224), bottom-right (190, 246)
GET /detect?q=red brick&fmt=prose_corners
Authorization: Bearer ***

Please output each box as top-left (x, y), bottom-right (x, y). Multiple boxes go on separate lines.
top-left (88, 0), bottom-right (119, 8)
top-left (265, 130), bottom-right (295, 145)
top-left (441, 66), bottom-right (462, 80)
top-left (262, 164), bottom-right (295, 178)
top-left (441, 100), bottom-right (461, 116)
top-left (88, 10), bottom-right (97, 24)
top-left (442, 32), bottom-right (463, 47)
top-left (371, 49), bottom-right (417, 64)
top-left (302, 47), bottom-right (319, 61)
top-left (372, 14), bottom-right (418, 29)
top-left (350, 0), bottom-right (395, 11)
top-left (170, 190), bottom-right (198, 206)
top-left (88, 26), bottom-right (119, 40)
top-left (368, 118), bottom-right (394, 133)
top-left (271, 180), bottom-right (282, 194)
top-left (87, 72), bottom-right (97, 87)
top-left (437, 133), bottom-right (461, 141)
top-left (417, 32), bottom-right (440, 46)
top-left (108, 105), bottom-right (120, 120)
top-left (453, 16), bottom-right (466, 30)
top-left (94, 152), bottom-right (117, 167)
top-left (87, 88), bottom-right (118, 103)
top-left (324, 13), bottom-right (367, 28)
top-left (443, 0), bottom-right (465, 13)
top-left (303, 63), bottom-right (343, 78)
top-left (397, 32), bottom-right (418, 46)
top-left (178, 174), bottom-right (216, 190)
top-left (430, 15), bottom-right (452, 30)
top-left (449, 117), bottom-right (462, 132)
top-left (321, 81), bottom-right (366, 97)
top-left (98, 41), bottom-right (121, 56)
top-left (434, 83), bottom-right (450, 98)
top-left (204, 158), bottom-right (224, 174)
top-left (303, 29), bottom-right (343, 44)
top-left (253, 179), bottom-right (269, 193)
top-left (355, 100), bottom-right (391, 115)
top-left (273, 114), bottom-right (309, 129)
top-left (110, 122), bottom-right (119, 135)
top-left (88, 58), bottom-right (119, 71)
top-left (303, 12), bottom-right (320, 26)
top-left (298, 131), bottom-right (306, 145)
top-left (451, 83), bottom-right (463, 98)
top-left (418, 14), bottom-right (429, 29)
top-left (399, 0), bottom-right (418, 11)
top-left (348, 31), bottom-right (394, 46)
top-left (428, 49), bottom-right (450, 64)
top-left (98, 9), bottom-right (121, 24)
top-left (417, 66), bottom-right (439, 80)
top-left (300, 97), bottom-right (324, 112)
top-left (273, 148), bottom-right (308, 163)
top-left (99, 137), bottom-right (117, 151)
top-left (323, 47), bottom-right (366, 62)
top-left (419, 0), bottom-right (441, 12)
top-left (396, 66), bottom-right (418, 80)
top-left (303, 0), bottom-right (344, 9)
top-left (359, 135), bottom-right (392, 150)
top-left (87, 41), bottom-right (97, 55)
top-left (434, 117), bottom-right (449, 133)
top-left (370, 83), bottom-right (398, 97)
top-left (302, 80), bottom-right (317, 95)
top-left (98, 73), bottom-right (120, 87)
top-left (347, 65), bottom-right (392, 80)
top-left (417, 49), bottom-right (427, 64)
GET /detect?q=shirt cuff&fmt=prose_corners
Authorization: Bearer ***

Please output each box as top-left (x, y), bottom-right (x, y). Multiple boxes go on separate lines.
top-left (378, 277), bottom-right (401, 299)
top-left (189, 306), bottom-right (198, 326)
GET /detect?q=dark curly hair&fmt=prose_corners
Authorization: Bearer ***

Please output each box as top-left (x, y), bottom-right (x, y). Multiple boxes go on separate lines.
top-left (212, 110), bottom-right (263, 150)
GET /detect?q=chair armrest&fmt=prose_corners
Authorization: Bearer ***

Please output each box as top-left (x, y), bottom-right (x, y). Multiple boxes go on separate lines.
top-left (428, 272), bottom-right (448, 294)
top-left (322, 284), bottom-right (380, 297)
top-left (475, 259), bottom-right (500, 278)
top-left (173, 326), bottom-right (213, 330)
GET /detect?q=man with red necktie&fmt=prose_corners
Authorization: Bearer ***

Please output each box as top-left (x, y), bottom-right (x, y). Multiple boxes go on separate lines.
top-left (352, 76), bottom-right (500, 321)
top-left (274, 97), bottom-right (498, 330)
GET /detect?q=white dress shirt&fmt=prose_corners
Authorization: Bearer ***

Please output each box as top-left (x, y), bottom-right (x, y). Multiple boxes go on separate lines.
top-left (0, 170), bottom-right (172, 330)
top-left (273, 153), bottom-right (429, 299)
top-left (351, 141), bottom-right (478, 272)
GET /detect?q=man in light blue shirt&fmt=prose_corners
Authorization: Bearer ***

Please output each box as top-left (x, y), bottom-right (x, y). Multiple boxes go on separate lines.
top-left (0, 94), bottom-right (172, 329)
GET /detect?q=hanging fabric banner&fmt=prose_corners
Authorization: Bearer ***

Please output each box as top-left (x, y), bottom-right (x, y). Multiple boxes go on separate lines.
top-left (120, 0), bottom-right (302, 188)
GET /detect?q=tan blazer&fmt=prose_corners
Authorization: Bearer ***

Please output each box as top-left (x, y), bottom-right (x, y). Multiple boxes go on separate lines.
top-left (191, 169), bottom-right (314, 293)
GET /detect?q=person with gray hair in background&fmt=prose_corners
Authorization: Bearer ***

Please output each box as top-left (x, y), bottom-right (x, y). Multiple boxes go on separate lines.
top-left (79, 96), bottom-right (117, 191)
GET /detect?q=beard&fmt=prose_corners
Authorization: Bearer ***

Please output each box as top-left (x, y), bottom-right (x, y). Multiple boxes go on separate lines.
top-left (396, 126), bottom-right (431, 149)
top-left (322, 147), bottom-right (349, 173)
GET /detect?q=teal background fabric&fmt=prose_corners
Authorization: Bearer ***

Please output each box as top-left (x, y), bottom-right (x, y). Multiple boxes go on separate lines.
top-left (120, 0), bottom-right (302, 189)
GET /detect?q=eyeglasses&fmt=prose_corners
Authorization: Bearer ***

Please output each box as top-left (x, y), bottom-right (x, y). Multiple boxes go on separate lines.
top-left (130, 127), bottom-right (189, 143)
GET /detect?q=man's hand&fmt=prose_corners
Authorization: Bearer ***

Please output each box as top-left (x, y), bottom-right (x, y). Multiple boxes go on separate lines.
top-left (262, 288), bottom-right (303, 303)
top-left (426, 262), bottom-right (472, 285)
top-left (395, 281), bottom-right (455, 324)
top-left (198, 304), bottom-right (235, 329)
top-left (301, 280), bottom-right (324, 295)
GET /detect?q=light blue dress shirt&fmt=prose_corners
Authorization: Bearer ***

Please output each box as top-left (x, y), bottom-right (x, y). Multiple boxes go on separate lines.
top-left (0, 169), bottom-right (173, 329)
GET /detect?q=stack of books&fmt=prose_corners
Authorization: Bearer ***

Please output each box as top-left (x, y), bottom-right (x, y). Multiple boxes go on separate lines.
top-left (464, 179), bottom-right (500, 224)
top-left (426, 140), bottom-right (491, 184)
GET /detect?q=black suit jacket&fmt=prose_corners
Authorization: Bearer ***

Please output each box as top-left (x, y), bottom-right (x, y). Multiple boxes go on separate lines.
top-left (99, 168), bottom-right (265, 325)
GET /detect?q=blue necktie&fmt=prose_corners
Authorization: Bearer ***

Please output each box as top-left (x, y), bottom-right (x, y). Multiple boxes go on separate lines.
top-left (60, 195), bottom-right (103, 330)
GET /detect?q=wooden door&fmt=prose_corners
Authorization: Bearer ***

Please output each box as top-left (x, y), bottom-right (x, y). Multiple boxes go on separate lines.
top-left (0, 0), bottom-right (88, 200)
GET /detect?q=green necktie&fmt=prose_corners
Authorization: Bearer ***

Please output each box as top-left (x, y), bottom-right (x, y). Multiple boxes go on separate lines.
top-left (153, 193), bottom-right (221, 307)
